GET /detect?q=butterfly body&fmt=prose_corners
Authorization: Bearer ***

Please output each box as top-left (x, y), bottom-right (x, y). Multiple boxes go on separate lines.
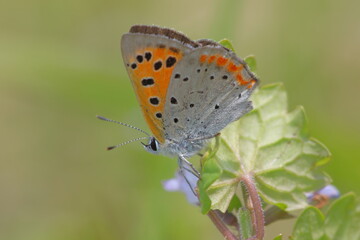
top-left (121, 25), bottom-right (259, 159)
top-left (150, 136), bottom-right (207, 158)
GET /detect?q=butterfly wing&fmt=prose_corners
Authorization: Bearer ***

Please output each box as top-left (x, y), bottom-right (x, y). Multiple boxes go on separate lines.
top-left (121, 26), bottom-right (195, 143)
top-left (163, 43), bottom-right (258, 142)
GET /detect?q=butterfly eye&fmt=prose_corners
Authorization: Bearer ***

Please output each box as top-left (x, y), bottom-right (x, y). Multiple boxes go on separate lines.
top-left (143, 137), bottom-right (160, 154)
top-left (150, 138), bottom-right (159, 152)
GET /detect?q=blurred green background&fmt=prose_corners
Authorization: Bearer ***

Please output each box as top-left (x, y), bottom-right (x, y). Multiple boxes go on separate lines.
top-left (1, 0), bottom-right (359, 239)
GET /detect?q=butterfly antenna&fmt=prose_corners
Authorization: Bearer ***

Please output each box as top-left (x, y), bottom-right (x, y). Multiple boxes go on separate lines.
top-left (107, 136), bottom-right (150, 151)
top-left (96, 115), bottom-right (150, 137)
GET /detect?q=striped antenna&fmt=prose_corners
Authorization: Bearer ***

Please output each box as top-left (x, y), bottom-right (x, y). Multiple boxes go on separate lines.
top-left (96, 115), bottom-right (150, 137)
top-left (106, 136), bottom-right (150, 150)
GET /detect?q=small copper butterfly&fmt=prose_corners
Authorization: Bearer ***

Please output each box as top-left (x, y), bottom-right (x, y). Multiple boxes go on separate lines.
top-left (100, 25), bottom-right (259, 176)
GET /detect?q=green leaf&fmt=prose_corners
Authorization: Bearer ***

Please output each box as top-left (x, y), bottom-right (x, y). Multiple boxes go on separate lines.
top-left (324, 193), bottom-right (360, 239)
top-left (292, 193), bottom-right (360, 240)
top-left (238, 208), bottom-right (253, 239)
top-left (218, 39), bottom-right (235, 52)
top-left (264, 205), bottom-right (294, 225)
top-left (198, 148), bottom-right (222, 214)
top-left (272, 234), bottom-right (283, 240)
top-left (199, 83), bottom-right (331, 212)
top-left (293, 207), bottom-right (324, 240)
top-left (244, 55), bottom-right (257, 73)
top-left (228, 194), bottom-right (242, 211)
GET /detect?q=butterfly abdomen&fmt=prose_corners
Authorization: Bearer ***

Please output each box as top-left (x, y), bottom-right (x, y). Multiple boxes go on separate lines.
top-left (161, 138), bottom-right (207, 158)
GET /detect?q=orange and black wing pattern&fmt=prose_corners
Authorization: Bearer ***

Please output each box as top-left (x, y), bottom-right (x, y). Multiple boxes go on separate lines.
top-left (121, 25), bottom-right (194, 143)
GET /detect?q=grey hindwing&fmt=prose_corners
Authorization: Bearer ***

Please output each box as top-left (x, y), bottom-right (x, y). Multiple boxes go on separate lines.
top-left (163, 46), bottom-right (258, 141)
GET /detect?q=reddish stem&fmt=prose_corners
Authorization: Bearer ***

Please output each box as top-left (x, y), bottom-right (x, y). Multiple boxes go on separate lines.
top-left (207, 210), bottom-right (239, 240)
top-left (241, 173), bottom-right (265, 240)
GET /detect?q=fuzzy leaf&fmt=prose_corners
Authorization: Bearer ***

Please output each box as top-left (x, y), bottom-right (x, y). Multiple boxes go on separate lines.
top-left (238, 208), bottom-right (253, 239)
top-left (218, 39), bottom-right (235, 52)
top-left (273, 235), bottom-right (283, 240)
top-left (292, 193), bottom-right (360, 240)
top-left (198, 154), bottom-right (221, 213)
top-left (228, 194), bottom-right (242, 211)
top-left (244, 55), bottom-right (257, 73)
top-left (199, 83), bottom-right (331, 213)
top-left (324, 193), bottom-right (360, 239)
top-left (292, 207), bottom-right (325, 240)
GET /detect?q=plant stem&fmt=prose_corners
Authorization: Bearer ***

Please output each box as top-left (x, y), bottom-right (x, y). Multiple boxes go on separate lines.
top-left (207, 210), bottom-right (239, 240)
top-left (241, 173), bottom-right (265, 240)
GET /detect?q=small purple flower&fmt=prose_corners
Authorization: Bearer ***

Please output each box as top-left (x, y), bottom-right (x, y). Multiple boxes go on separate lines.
top-left (162, 171), bottom-right (199, 205)
top-left (306, 184), bottom-right (340, 199)
top-left (306, 185), bottom-right (340, 208)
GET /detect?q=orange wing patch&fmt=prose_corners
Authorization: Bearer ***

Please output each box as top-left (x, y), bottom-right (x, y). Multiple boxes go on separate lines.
top-left (200, 55), bottom-right (208, 63)
top-left (126, 47), bottom-right (183, 143)
top-left (216, 57), bottom-right (228, 66)
top-left (199, 54), bottom-right (255, 88)
top-left (227, 62), bottom-right (241, 72)
top-left (208, 55), bottom-right (216, 63)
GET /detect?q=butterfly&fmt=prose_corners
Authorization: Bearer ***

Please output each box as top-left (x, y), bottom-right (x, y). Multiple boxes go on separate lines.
top-left (99, 25), bottom-right (259, 177)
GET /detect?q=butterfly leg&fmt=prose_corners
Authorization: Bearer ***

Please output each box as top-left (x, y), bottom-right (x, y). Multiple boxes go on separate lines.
top-left (182, 165), bottom-right (200, 178)
top-left (178, 157), bottom-right (198, 196)
top-left (178, 155), bottom-right (200, 178)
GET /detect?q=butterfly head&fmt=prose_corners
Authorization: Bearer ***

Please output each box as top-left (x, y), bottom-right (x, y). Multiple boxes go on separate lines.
top-left (142, 136), bottom-right (209, 158)
top-left (142, 137), bottom-right (160, 154)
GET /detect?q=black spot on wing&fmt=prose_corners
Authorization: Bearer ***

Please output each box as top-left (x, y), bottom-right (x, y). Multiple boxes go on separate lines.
top-left (166, 57), bottom-right (177, 68)
top-left (136, 55), bottom-right (143, 63)
top-left (154, 61), bottom-right (162, 71)
top-left (149, 97), bottom-right (159, 105)
top-left (170, 97), bottom-right (178, 104)
top-left (145, 52), bottom-right (152, 61)
top-left (141, 78), bottom-right (155, 86)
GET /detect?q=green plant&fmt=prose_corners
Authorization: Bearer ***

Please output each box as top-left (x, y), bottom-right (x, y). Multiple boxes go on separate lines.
top-left (163, 41), bottom-right (359, 240)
